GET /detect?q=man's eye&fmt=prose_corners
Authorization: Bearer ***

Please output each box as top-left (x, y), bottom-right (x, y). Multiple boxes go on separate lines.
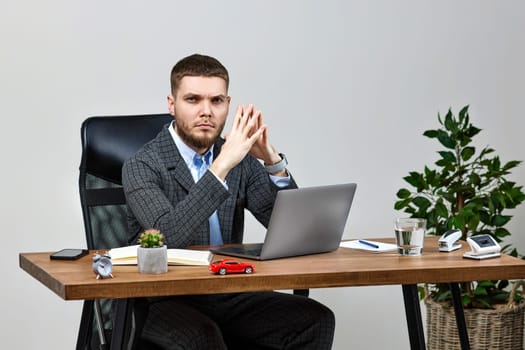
top-left (186, 97), bottom-right (196, 102)
top-left (212, 98), bottom-right (224, 104)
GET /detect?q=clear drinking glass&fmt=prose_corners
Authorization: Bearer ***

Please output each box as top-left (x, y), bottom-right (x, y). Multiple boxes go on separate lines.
top-left (394, 218), bottom-right (426, 256)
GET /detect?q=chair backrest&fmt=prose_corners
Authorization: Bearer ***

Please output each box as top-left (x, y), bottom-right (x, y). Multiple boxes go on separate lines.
top-left (79, 114), bottom-right (172, 250)
top-left (78, 114), bottom-right (172, 350)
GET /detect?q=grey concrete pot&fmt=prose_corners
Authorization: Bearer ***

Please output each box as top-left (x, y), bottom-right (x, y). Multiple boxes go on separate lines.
top-left (137, 245), bottom-right (168, 274)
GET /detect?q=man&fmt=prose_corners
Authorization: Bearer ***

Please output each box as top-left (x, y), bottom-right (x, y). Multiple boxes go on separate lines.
top-left (122, 54), bottom-right (335, 349)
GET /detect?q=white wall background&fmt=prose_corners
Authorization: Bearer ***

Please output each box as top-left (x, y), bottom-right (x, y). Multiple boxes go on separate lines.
top-left (2, 1), bottom-right (524, 349)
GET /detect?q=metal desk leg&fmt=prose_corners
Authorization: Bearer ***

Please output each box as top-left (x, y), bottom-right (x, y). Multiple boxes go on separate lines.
top-left (76, 300), bottom-right (94, 350)
top-left (402, 284), bottom-right (426, 350)
top-left (450, 283), bottom-right (470, 350)
top-left (111, 299), bottom-right (133, 350)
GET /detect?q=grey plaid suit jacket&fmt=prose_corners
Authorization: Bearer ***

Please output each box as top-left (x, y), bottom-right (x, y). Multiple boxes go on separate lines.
top-left (122, 124), bottom-right (297, 248)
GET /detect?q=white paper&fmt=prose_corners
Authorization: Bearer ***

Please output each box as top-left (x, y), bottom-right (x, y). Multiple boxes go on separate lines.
top-left (340, 240), bottom-right (398, 252)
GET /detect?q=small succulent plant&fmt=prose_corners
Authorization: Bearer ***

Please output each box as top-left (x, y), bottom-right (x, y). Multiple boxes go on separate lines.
top-left (138, 229), bottom-right (164, 248)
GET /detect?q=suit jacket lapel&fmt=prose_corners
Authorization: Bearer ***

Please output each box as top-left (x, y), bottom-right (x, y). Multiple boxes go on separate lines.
top-left (156, 127), bottom-right (195, 192)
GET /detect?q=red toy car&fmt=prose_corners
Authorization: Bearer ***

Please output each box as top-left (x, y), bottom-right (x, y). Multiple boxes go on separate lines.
top-left (209, 259), bottom-right (255, 275)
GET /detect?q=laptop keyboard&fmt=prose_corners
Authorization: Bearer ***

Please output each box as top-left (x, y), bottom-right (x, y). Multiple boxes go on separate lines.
top-left (229, 246), bottom-right (262, 256)
top-left (244, 248), bottom-right (262, 255)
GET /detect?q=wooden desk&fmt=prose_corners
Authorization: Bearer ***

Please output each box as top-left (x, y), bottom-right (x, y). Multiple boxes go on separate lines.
top-left (19, 237), bottom-right (525, 350)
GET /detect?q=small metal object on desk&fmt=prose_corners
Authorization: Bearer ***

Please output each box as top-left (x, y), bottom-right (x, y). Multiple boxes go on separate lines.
top-left (92, 253), bottom-right (114, 279)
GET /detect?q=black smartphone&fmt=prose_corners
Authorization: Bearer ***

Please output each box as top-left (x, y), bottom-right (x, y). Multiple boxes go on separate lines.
top-left (50, 248), bottom-right (89, 260)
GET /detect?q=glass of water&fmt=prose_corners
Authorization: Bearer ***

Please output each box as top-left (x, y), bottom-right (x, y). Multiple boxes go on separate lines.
top-left (394, 218), bottom-right (427, 256)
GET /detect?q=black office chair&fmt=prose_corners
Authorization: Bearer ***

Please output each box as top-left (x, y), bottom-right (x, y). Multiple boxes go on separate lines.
top-left (78, 114), bottom-right (172, 350)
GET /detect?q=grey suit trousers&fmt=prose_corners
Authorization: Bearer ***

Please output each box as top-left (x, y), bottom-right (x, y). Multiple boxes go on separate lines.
top-left (142, 292), bottom-right (335, 350)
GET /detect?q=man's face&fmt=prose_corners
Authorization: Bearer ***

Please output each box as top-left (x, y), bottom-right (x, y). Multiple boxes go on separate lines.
top-left (168, 76), bottom-right (230, 153)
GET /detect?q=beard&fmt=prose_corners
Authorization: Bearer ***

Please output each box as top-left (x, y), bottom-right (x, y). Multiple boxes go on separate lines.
top-left (174, 118), bottom-right (225, 150)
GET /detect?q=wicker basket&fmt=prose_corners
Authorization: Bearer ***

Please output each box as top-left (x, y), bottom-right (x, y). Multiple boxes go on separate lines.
top-left (425, 281), bottom-right (525, 350)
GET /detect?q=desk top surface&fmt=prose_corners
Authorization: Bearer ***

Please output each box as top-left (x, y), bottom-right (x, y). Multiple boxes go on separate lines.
top-left (20, 237), bottom-right (525, 300)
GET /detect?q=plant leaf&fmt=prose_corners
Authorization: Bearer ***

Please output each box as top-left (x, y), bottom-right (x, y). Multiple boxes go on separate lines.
top-left (458, 105), bottom-right (469, 119)
top-left (492, 215), bottom-right (511, 227)
top-left (435, 202), bottom-right (449, 218)
top-left (444, 109), bottom-right (454, 131)
top-left (461, 147), bottom-right (475, 161)
top-left (438, 151), bottom-right (456, 162)
top-left (437, 131), bottom-right (456, 149)
top-left (503, 160), bottom-right (522, 171)
top-left (404, 172), bottom-right (423, 188)
top-left (413, 196), bottom-right (431, 210)
top-left (423, 130), bottom-right (438, 138)
top-left (466, 125), bottom-right (482, 138)
top-left (396, 188), bottom-right (411, 199)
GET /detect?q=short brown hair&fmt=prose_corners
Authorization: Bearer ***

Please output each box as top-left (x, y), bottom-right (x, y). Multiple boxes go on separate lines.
top-left (170, 54), bottom-right (229, 96)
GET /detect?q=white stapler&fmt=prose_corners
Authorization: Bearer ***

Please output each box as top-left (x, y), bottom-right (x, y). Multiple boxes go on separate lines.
top-left (438, 229), bottom-right (462, 252)
top-left (463, 234), bottom-right (501, 260)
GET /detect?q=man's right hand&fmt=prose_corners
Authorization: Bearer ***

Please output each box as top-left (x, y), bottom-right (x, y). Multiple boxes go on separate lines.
top-left (210, 104), bottom-right (265, 181)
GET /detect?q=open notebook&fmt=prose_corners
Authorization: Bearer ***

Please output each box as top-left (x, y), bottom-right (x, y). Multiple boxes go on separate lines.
top-left (108, 245), bottom-right (213, 266)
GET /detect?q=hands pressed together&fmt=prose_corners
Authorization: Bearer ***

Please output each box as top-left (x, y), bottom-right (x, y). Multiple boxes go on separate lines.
top-left (210, 104), bottom-right (284, 180)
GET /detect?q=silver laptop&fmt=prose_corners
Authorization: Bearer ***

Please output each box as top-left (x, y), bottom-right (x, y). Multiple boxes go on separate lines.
top-left (210, 183), bottom-right (357, 260)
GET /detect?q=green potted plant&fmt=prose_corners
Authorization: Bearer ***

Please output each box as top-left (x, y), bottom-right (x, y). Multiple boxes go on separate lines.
top-left (137, 229), bottom-right (168, 274)
top-left (394, 105), bottom-right (525, 349)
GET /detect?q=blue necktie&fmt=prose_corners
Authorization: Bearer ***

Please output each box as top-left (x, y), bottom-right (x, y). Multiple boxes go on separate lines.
top-left (193, 152), bottom-right (223, 245)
